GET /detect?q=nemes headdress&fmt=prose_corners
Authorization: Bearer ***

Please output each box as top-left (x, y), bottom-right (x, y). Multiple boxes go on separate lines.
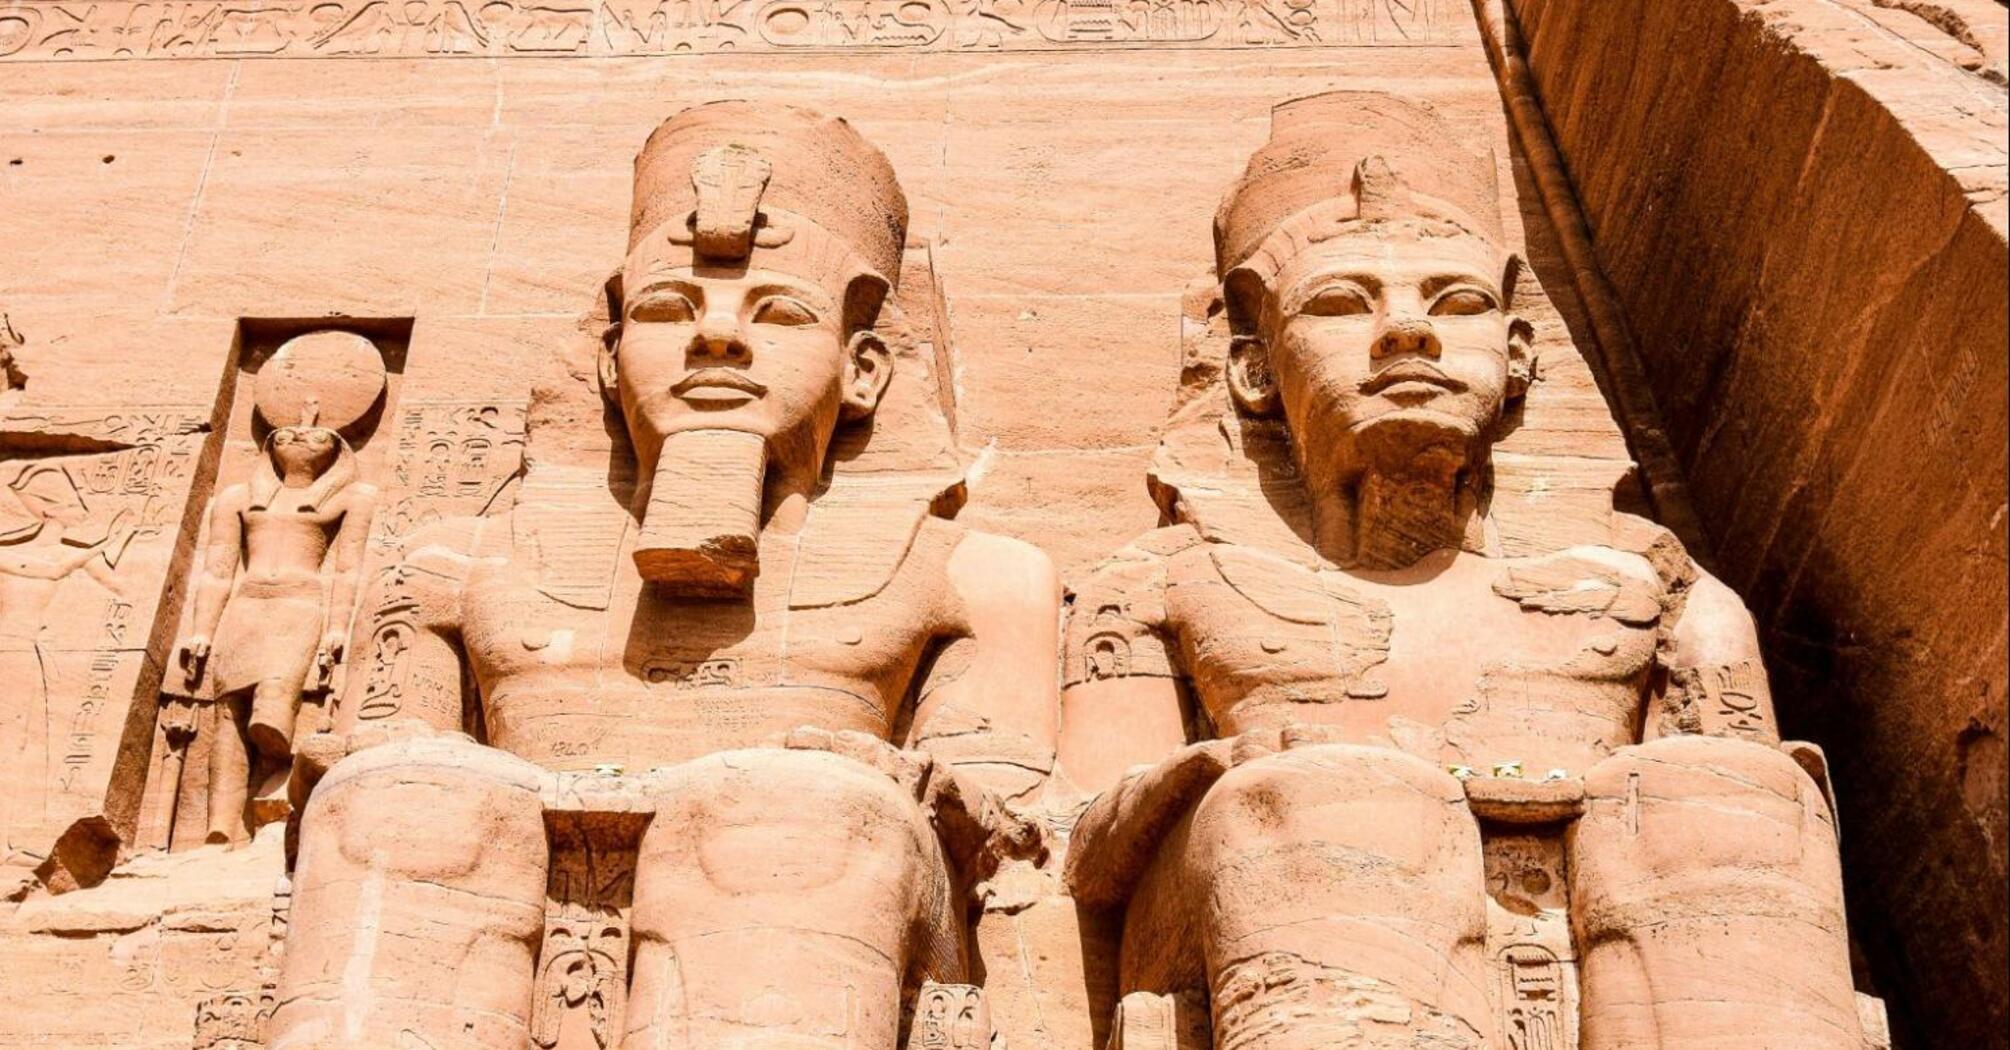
top-left (1214, 92), bottom-right (1507, 305)
top-left (630, 101), bottom-right (909, 322)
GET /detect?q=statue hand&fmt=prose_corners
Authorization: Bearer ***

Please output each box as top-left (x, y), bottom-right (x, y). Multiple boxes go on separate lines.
top-left (180, 636), bottom-right (211, 680)
top-left (783, 726), bottom-right (933, 797)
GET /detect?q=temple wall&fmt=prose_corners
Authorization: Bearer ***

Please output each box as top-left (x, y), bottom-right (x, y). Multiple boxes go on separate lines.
top-left (0, 0), bottom-right (2000, 1046)
top-left (0, 17), bottom-right (1601, 1048)
top-left (1507, 0), bottom-right (2009, 1044)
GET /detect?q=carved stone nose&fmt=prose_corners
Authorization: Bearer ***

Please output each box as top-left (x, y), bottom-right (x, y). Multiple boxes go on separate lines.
top-left (1372, 318), bottom-right (1441, 359)
top-left (693, 312), bottom-right (750, 361)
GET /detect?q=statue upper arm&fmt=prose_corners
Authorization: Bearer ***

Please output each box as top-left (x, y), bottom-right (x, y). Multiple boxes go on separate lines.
top-left (331, 520), bottom-right (494, 738)
top-left (911, 528), bottom-right (1064, 805)
top-left (1659, 567), bottom-right (1780, 744)
top-left (1056, 528), bottom-right (1194, 799)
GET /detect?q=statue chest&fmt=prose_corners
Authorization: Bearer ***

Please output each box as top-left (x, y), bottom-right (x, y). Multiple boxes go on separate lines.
top-left (1166, 544), bottom-right (1665, 762)
top-left (450, 536), bottom-right (944, 768)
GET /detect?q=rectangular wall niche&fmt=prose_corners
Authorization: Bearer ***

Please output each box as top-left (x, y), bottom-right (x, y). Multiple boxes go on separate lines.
top-left (134, 316), bottom-right (413, 856)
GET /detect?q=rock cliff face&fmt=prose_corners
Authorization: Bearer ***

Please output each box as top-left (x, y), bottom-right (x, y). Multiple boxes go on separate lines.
top-left (0, 0), bottom-right (1999, 1047)
top-left (1506, 0), bottom-right (2007, 1043)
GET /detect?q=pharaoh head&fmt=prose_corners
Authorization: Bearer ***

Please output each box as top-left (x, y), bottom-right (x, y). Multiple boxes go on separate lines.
top-left (604, 101), bottom-right (907, 476)
top-left (1215, 93), bottom-right (1534, 488)
top-left (601, 102), bottom-right (909, 592)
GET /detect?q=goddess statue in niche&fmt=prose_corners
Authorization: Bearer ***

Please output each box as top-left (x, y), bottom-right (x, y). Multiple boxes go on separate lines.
top-left (177, 330), bottom-right (382, 844)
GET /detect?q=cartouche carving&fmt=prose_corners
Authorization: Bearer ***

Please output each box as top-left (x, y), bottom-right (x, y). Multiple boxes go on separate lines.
top-left (1060, 92), bottom-right (1869, 1049)
top-left (266, 102), bottom-right (1060, 1050)
top-left (906, 981), bottom-right (998, 1050)
top-left (174, 331), bottom-right (383, 845)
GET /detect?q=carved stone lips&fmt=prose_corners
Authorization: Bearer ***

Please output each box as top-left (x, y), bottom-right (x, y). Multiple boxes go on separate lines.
top-left (1363, 362), bottom-right (1464, 395)
top-left (672, 369), bottom-right (768, 398)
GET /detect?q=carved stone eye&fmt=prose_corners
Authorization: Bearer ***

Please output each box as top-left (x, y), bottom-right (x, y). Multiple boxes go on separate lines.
top-left (750, 296), bottom-right (819, 327)
top-left (628, 293), bottom-right (696, 324)
top-left (1298, 286), bottom-right (1372, 317)
top-left (1429, 288), bottom-right (1497, 316)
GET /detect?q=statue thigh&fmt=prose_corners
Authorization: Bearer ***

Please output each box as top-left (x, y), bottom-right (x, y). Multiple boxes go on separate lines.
top-left (1570, 735), bottom-right (1863, 1049)
top-left (1125, 744), bottom-right (1497, 1050)
top-left (267, 735), bottom-right (551, 1050)
top-left (623, 749), bottom-right (960, 1050)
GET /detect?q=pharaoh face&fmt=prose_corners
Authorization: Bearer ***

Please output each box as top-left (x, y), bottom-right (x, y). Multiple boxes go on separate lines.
top-left (608, 249), bottom-right (890, 470)
top-left (1249, 222), bottom-right (1528, 475)
top-left (269, 426), bottom-right (341, 479)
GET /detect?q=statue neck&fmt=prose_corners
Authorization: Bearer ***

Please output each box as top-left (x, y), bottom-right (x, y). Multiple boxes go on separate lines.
top-left (1305, 446), bottom-right (1490, 571)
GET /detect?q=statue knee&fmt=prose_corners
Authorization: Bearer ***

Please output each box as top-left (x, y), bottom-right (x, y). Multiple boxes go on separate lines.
top-left (274, 737), bottom-right (550, 1050)
top-left (1187, 744), bottom-right (1482, 949)
top-left (1571, 736), bottom-right (1859, 1047)
top-left (622, 750), bottom-right (951, 1050)
top-left (1576, 734), bottom-right (1842, 922)
top-left (638, 749), bottom-right (940, 933)
top-left (1192, 744), bottom-right (1470, 871)
top-left (1169, 746), bottom-right (1493, 1049)
top-left (304, 734), bottom-right (550, 885)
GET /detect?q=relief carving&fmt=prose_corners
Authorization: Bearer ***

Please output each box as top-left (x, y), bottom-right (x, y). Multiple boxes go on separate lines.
top-left (2, 401), bottom-right (205, 893)
top-left (1059, 91), bottom-right (1871, 1049)
top-left (906, 982), bottom-right (997, 1050)
top-left (0, 0), bottom-right (1456, 59)
top-left (368, 399), bottom-right (525, 555)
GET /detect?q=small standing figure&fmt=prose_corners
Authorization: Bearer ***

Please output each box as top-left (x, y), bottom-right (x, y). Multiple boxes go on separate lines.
top-left (178, 331), bottom-right (382, 844)
top-left (530, 926), bottom-right (624, 1050)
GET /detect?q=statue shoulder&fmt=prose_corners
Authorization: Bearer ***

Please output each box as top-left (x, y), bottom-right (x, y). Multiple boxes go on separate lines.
top-left (930, 519), bottom-right (1062, 626)
top-left (1065, 525), bottom-right (1204, 638)
top-left (381, 517), bottom-right (508, 596)
top-left (1668, 566), bottom-right (1763, 670)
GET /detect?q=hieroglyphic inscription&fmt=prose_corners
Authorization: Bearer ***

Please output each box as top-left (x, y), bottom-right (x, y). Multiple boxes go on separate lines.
top-left (908, 983), bottom-right (994, 1050)
top-left (1482, 832), bottom-right (1578, 1050)
top-left (535, 817), bottom-right (643, 1050)
top-left (0, 0), bottom-right (1459, 59)
top-left (1, 406), bottom-right (207, 857)
top-left (370, 399), bottom-right (526, 556)
top-left (192, 990), bottom-right (263, 1049)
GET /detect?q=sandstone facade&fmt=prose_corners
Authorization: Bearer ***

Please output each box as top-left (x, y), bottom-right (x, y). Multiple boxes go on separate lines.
top-left (0, 1), bottom-right (2002, 1048)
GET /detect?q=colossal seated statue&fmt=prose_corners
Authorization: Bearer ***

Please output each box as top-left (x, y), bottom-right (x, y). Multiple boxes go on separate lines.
top-left (267, 102), bottom-right (1059, 1050)
top-left (1059, 92), bottom-right (1868, 1050)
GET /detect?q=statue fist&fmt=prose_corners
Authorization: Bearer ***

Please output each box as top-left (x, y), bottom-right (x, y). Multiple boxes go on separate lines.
top-left (179, 636), bottom-right (211, 679)
top-left (316, 631), bottom-right (347, 662)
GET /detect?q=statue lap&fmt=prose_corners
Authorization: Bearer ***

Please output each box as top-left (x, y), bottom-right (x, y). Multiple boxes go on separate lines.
top-left (1123, 743), bottom-right (1497, 1049)
top-left (278, 734), bottom-right (960, 1050)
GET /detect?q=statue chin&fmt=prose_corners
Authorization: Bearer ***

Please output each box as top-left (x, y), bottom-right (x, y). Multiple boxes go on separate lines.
top-left (1326, 409), bottom-right (1487, 481)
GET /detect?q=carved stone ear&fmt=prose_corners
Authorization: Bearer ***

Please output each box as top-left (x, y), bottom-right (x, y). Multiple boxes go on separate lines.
top-left (1226, 336), bottom-right (1281, 416)
top-left (1506, 315), bottom-right (1537, 401)
top-left (1500, 251), bottom-right (1527, 309)
top-left (1499, 253), bottom-right (1536, 400)
top-left (599, 271), bottom-right (624, 403)
top-left (840, 330), bottom-right (894, 421)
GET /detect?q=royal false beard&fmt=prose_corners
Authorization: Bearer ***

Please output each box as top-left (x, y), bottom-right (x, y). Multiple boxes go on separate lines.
top-left (633, 428), bottom-right (767, 596)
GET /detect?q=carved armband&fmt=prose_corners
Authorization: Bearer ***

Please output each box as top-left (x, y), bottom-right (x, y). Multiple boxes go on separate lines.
top-left (1063, 546), bottom-right (1178, 688)
top-left (334, 531), bottom-right (486, 737)
top-left (1662, 658), bottom-right (1777, 744)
